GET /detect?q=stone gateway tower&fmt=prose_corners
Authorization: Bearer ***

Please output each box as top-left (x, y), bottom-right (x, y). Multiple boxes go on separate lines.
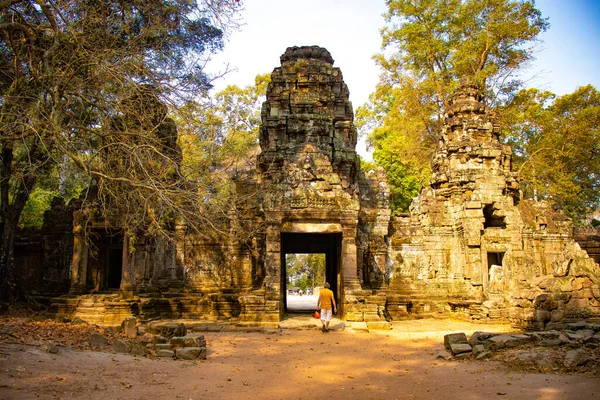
top-left (256, 46), bottom-right (367, 321)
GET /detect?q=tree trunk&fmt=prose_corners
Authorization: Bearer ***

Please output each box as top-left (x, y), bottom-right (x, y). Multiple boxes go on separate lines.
top-left (0, 145), bottom-right (36, 304)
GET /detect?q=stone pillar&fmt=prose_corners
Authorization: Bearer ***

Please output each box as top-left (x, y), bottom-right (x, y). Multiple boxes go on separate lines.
top-left (120, 233), bottom-right (135, 299)
top-left (174, 221), bottom-right (187, 281)
top-left (264, 221), bottom-right (282, 319)
top-left (341, 224), bottom-right (361, 291)
top-left (69, 210), bottom-right (88, 295)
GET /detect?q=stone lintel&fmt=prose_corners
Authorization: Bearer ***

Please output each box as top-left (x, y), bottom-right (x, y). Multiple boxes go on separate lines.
top-left (280, 222), bottom-right (342, 233)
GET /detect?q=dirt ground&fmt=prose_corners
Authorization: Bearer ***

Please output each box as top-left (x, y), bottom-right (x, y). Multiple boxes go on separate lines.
top-left (1, 317), bottom-right (599, 400)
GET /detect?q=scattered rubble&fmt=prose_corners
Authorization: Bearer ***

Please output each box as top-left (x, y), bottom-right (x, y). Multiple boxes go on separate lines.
top-left (442, 321), bottom-right (600, 373)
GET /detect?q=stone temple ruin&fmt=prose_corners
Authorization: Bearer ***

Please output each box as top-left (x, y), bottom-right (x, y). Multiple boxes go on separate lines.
top-left (16, 46), bottom-right (600, 329)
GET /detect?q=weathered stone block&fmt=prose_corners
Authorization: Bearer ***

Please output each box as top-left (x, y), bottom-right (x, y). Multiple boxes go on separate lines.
top-left (131, 342), bottom-right (147, 356)
top-left (147, 322), bottom-right (186, 339)
top-left (566, 321), bottom-right (592, 331)
top-left (471, 344), bottom-right (485, 357)
top-left (112, 339), bottom-right (131, 353)
top-left (121, 316), bottom-right (138, 338)
top-left (450, 343), bottom-right (472, 355)
top-left (468, 331), bottom-right (498, 347)
top-left (155, 343), bottom-right (171, 351)
top-left (584, 334), bottom-right (600, 345)
top-left (157, 349), bottom-right (174, 358)
top-left (175, 347), bottom-right (207, 360)
top-left (170, 336), bottom-right (199, 348)
top-left (487, 335), bottom-right (518, 350)
top-left (536, 309), bottom-right (551, 323)
top-left (90, 332), bottom-right (108, 347)
top-left (564, 349), bottom-right (592, 368)
top-left (444, 332), bottom-right (468, 350)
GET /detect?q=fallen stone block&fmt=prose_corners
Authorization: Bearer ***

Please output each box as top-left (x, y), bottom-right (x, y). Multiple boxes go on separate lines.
top-left (195, 336), bottom-right (207, 347)
top-left (475, 351), bottom-right (491, 360)
top-left (153, 335), bottom-right (167, 344)
top-left (487, 335), bottom-right (517, 350)
top-left (147, 322), bottom-right (186, 339)
top-left (511, 334), bottom-right (533, 345)
top-left (121, 317), bottom-right (138, 338)
top-left (175, 347), bottom-right (207, 360)
top-left (155, 343), bottom-right (171, 351)
top-left (191, 324), bottom-right (223, 333)
top-left (444, 332), bottom-right (468, 350)
top-left (468, 331), bottom-right (498, 347)
top-left (578, 329), bottom-right (595, 340)
top-left (566, 321), bottom-right (591, 331)
top-left (472, 344), bottom-right (485, 357)
top-left (113, 339), bottom-right (131, 353)
top-left (565, 331), bottom-right (587, 341)
top-left (450, 343), bottom-right (472, 355)
top-left (436, 350), bottom-right (453, 361)
top-left (170, 336), bottom-right (197, 348)
top-left (90, 332), bottom-right (108, 347)
top-left (544, 322), bottom-right (565, 331)
top-left (584, 334), bottom-right (600, 345)
top-left (532, 330), bottom-right (561, 341)
top-left (131, 342), bottom-right (147, 356)
top-left (514, 350), bottom-right (557, 370)
top-left (564, 349), bottom-right (592, 368)
top-left (157, 349), bottom-right (175, 359)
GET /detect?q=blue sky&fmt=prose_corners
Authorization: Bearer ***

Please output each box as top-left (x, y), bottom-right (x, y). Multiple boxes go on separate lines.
top-left (531, 0), bottom-right (600, 95)
top-left (208, 0), bottom-right (600, 157)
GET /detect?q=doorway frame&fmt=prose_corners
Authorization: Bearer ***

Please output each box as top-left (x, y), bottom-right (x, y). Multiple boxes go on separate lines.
top-left (280, 232), bottom-right (342, 313)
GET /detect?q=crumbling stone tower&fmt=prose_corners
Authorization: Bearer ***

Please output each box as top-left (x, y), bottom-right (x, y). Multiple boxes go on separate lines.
top-left (389, 80), bottom-right (599, 327)
top-left (254, 46), bottom-right (365, 321)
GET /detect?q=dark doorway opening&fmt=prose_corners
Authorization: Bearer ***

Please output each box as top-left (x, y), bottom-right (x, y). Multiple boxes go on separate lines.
top-left (107, 248), bottom-right (123, 289)
top-left (99, 233), bottom-right (123, 291)
top-left (487, 251), bottom-right (505, 283)
top-left (281, 233), bottom-right (341, 314)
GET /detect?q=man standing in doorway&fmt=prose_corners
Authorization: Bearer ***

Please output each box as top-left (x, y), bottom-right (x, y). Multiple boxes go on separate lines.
top-left (317, 282), bottom-right (336, 332)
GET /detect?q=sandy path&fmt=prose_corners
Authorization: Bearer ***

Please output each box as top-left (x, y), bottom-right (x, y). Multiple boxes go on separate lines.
top-left (1, 319), bottom-right (599, 400)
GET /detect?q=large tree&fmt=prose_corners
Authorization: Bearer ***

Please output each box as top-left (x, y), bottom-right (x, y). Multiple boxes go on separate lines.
top-left (501, 85), bottom-right (600, 223)
top-left (176, 73), bottom-right (270, 242)
top-left (358, 0), bottom-right (548, 211)
top-left (0, 0), bottom-right (241, 303)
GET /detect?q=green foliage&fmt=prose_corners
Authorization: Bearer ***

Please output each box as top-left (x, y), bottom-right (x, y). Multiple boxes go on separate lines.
top-left (286, 253), bottom-right (326, 290)
top-left (502, 85), bottom-right (600, 223)
top-left (175, 74), bottom-right (269, 239)
top-left (19, 188), bottom-right (56, 229)
top-left (359, 0), bottom-right (548, 212)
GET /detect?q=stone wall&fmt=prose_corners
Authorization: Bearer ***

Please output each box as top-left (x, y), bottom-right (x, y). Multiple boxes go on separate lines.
top-left (14, 197), bottom-right (74, 299)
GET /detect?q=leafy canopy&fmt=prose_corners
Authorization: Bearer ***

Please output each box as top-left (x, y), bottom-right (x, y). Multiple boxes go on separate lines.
top-left (359, 0), bottom-right (548, 211)
top-left (502, 85), bottom-right (600, 223)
